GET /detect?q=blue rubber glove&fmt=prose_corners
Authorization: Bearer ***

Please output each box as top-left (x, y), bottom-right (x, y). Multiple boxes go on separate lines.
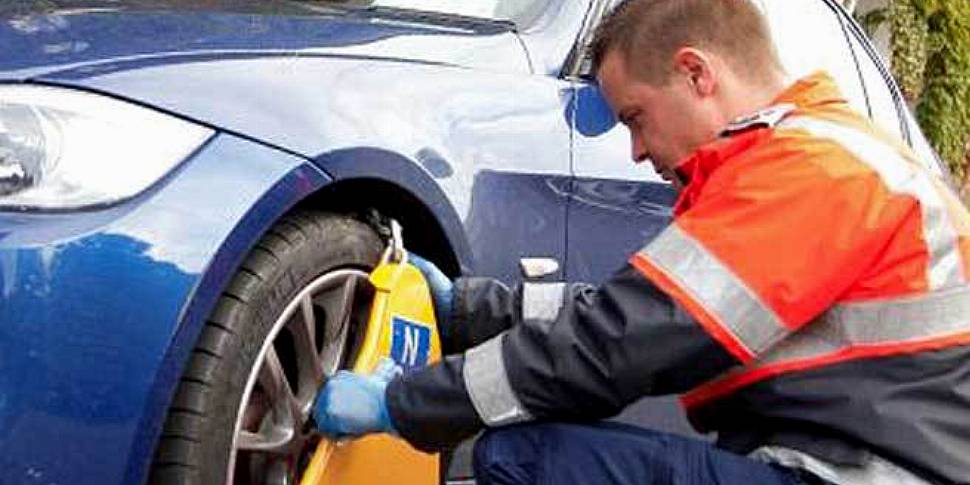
top-left (313, 358), bottom-right (402, 438)
top-left (409, 254), bottom-right (454, 341)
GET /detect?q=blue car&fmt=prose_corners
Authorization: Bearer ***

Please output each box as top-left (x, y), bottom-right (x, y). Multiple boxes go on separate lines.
top-left (0, 0), bottom-right (948, 483)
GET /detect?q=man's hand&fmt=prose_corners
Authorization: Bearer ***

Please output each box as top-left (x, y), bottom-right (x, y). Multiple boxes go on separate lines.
top-left (409, 254), bottom-right (454, 341)
top-left (313, 358), bottom-right (402, 438)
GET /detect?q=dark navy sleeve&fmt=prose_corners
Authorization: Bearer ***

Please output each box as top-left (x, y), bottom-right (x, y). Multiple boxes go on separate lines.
top-left (385, 265), bottom-right (739, 451)
top-left (440, 277), bottom-right (522, 354)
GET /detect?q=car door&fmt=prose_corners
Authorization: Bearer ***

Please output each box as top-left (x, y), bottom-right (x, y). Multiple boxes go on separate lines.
top-left (562, 0), bottom-right (680, 286)
top-left (401, 0), bottom-right (586, 285)
top-left (563, 0), bottom-right (911, 436)
top-left (456, 0), bottom-right (590, 284)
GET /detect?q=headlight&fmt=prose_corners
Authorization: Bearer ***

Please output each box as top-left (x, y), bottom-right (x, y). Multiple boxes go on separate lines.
top-left (0, 85), bottom-right (213, 210)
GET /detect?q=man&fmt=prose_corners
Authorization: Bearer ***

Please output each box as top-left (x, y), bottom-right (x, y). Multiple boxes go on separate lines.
top-left (314, 0), bottom-right (970, 483)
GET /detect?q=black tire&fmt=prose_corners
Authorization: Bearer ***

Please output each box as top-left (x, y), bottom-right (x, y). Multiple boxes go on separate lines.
top-left (150, 211), bottom-right (383, 484)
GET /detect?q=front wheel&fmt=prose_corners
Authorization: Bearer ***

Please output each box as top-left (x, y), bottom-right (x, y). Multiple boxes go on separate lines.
top-left (150, 211), bottom-right (383, 484)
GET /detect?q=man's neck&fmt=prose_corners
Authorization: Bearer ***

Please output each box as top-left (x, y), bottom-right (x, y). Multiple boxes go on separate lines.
top-left (721, 69), bottom-right (789, 124)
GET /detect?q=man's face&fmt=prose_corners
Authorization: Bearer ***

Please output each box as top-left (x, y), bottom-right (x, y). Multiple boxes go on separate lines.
top-left (597, 50), bottom-right (717, 182)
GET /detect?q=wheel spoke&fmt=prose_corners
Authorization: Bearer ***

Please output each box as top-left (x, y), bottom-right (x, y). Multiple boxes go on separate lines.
top-left (295, 295), bottom-right (319, 362)
top-left (259, 345), bottom-right (300, 422)
top-left (290, 295), bottom-right (323, 407)
top-left (320, 275), bottom-right (359, 374)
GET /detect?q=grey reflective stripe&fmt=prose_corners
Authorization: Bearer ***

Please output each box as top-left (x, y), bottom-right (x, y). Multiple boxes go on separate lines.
top-left (759, 284), bottom-right (970, 365)
top-left (463, 333), bottom-right (533, 427)
top-left (522, 282), bottom-right (566, 323)
top-left (779, 116), bottom-right (965, 289)
top-left (751, 446), bottom-right (933, 485)
top-left (639, 224), bottom-right (788, 356)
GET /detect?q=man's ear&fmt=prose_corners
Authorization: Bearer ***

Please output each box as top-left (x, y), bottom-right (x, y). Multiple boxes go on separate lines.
top-left (672, 47), bottom-right (716, 97)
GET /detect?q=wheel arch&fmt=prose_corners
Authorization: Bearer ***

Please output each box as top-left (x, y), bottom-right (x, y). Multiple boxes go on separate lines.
top-left (307, 146), bottom-right (474, 277)
top-left (137, 147), bottom-right (471, 483)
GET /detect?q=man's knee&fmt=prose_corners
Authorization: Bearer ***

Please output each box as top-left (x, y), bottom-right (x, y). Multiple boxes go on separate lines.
top-left (473, 424), bottom-right (550, 485)
top-left (473, 422), bottom-right (803, 485)
top-left (472, 423), bottom-right (646, 485)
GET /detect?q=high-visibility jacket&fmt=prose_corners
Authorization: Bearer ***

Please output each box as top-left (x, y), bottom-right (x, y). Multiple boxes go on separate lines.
top-left (386, 72), bottom-right (970, 484)
top-left (634, 71), bottom-right (970, 483)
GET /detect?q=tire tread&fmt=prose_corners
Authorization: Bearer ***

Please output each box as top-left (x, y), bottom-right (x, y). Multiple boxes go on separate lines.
top-left (149, 211), bottom-right (382, 484)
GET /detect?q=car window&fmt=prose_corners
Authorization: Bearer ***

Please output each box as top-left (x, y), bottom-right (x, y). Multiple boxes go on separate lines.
top-left (757, 0), bottom-right (868, 115)
top-left (347, 0), bottom-right (551, 26)
top-left (844, 23), bottom-right (905, 138)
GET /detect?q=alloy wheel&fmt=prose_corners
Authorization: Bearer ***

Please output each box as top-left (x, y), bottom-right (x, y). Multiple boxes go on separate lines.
top-left (226, 268), bottom-right (369, 484)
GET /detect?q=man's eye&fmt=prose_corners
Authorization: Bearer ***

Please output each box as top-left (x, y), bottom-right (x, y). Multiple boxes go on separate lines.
top-left (622, 111), bottom-right (641, 128)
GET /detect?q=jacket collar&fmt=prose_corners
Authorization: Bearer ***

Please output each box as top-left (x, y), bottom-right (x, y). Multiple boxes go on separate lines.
top-left (773, 70), bottom-right (847, 109)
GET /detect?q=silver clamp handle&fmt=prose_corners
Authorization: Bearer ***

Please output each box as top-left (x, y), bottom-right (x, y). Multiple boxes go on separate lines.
top-left (379, 219), bottom-right (407, 265)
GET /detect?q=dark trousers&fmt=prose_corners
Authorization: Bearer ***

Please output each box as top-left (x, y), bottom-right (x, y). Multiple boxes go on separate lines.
top-left (472, 422), bottom-right (809, 485)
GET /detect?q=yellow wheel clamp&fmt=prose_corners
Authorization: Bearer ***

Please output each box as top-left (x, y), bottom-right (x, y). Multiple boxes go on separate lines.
top-left (301, 220), bottom-right (441, 485)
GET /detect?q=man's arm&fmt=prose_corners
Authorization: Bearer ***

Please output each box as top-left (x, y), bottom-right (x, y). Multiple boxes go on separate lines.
top-left (438, 277), bottom-right (519, 354)
top-left (385, 264), bottom-right (740, 452)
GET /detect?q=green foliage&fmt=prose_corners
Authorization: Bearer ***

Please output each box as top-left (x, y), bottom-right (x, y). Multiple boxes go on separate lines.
top-left (913, 0), bottom-right (970, 183)
top-left (858, 0), bottom-right (970, 184)
top-left (890, 0), bottom-right (930, 101)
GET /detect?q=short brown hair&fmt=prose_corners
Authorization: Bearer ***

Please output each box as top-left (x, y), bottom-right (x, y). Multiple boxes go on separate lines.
top-left (589, 0), bottom-right (782, 85)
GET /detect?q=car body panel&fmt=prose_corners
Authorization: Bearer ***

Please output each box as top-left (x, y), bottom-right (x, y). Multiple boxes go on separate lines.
top-left (51, 51), bottom-right (574, 282)
top-left (0, 4), bottom-right (529, 80)
top-left (0, 132), bottom-right (329, 483)
top-left (564, 84), bottom-right (676, 283)
top-left (3, 7), bottom-right (574, 283)
top-left (4, 9), bottom-right (528, 152)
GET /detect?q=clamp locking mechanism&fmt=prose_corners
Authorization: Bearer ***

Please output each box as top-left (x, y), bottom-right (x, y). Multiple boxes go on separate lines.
top-left (379, 219), bottom-right (406, 265)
